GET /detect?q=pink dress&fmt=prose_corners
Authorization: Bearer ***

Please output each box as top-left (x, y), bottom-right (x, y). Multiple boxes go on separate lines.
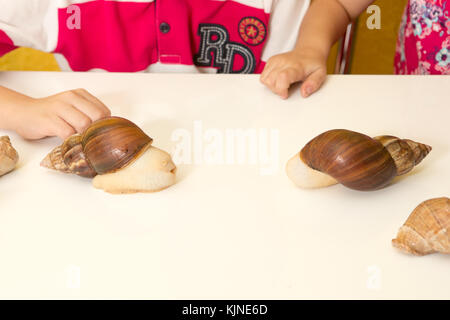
top-left (395, 0), bottom-right (450, 75)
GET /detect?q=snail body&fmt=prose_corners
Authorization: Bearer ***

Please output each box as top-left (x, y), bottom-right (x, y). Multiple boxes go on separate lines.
top-left (0, 136), bottom-right (19, 177)
top-left (41, 117), bottom-right (176, 194)
top-left (286, 129), bottom-right (431, 191)
top-left (392, 197), bottom-right (450, 256)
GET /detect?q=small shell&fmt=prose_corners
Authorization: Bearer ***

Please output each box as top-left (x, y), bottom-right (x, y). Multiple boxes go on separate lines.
top-left (392, 197), bottom-right (450, 256)
top-left (0, 136), bottom-right (19, 176)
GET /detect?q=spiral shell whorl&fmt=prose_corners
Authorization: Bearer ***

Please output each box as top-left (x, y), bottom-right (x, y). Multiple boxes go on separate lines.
top-left (40, 145), bottom-right (69, 173)
top-left (40, 134), bottom-right (96, 177)
top-left (374, 135), bottom-right (432, 176)
top-left (405, 139), bottom-right (432, 166)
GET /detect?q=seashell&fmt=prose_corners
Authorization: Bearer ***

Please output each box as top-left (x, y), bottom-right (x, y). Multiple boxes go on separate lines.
top-left (41, 117), bottom-right (176, 193)
top-left (392, 197), bottom-right (450, 256)
top-left (0, 136), bottom-right (19, 177)
top-left (286, 129), bottom-right (431, 191)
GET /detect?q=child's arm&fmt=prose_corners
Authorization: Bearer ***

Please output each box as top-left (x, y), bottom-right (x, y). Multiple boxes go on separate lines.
top-left (0, 4), bottom-right (110, 140)
top-left (0, 86), bottom-right (110, 140)
top-left (261, 0), bottom-right (374, 99)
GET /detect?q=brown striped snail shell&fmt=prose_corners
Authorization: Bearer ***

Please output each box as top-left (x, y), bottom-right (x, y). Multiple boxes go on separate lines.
top-left (286, 129), bottom-right (431, 191)
top-left (41, 117), bottom-right (176, 194)
top-left (0, 136), bottom-right (19, 177)
top-left (392, 197), bottom-right (450, 256)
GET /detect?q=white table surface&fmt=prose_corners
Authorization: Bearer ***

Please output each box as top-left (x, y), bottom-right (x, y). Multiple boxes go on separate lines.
top-left (0, 71), bottom-right (449, 299)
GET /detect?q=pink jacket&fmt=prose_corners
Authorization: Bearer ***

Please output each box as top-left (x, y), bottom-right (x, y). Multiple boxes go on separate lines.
top-left (0, 0), bottom-right (309, 73)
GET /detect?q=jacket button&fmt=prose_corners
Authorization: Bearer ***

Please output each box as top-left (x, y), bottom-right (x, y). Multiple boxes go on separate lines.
top-left (159, 22), bottom-right (170, 34)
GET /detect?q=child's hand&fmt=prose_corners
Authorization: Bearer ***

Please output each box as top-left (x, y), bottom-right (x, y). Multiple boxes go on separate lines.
top-left (260, 50), bottom-right (327, 99)
top-left (13, 89), bottom-right (111, 140)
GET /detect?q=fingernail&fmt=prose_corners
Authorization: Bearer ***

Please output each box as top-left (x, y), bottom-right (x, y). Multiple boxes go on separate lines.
top-left (304, 86), bottom-right (313, 96)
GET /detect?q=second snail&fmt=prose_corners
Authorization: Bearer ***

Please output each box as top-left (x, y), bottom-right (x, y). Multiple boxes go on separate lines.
top-left (286, 129), bottom-right (431, 191)
top-left (41, 117), bottom-right (177, 194)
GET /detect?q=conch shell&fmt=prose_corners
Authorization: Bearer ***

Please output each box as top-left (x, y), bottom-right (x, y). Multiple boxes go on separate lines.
top-left (41, 117), bottom-right (176, 194)
top-left (286, 129), bottom-right (431, 191)
top-left (392, 197), bottom-right (450, 256)
top-left (0, 136), bottom-right (19, 177)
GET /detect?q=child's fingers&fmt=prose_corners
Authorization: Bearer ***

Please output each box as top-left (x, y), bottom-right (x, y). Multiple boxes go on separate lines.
top-left (300, 68), bottom-right (327, 98)
top-left (262, 68), bottom-right (290, 98)
top-left (260, 55), bottom-right (282, 82)
top-left (64, 91), bottom-right (109, 122)
top-left (274, 71), bottom-right (292, 99)
top-left (260, 66), bottom-right (278, 89)
top-left (260, 61), bottom-right (276, 83)
top-left (50, 115), bottom-right (77, 140)
top-left (263, 68), bottom-right (280, 91)
top-left (73, 89), bottom-right (111, 117)
top-left (274, 67), bottom-right (306, 99)
top-left (55, 104), bottom-right (93, 133)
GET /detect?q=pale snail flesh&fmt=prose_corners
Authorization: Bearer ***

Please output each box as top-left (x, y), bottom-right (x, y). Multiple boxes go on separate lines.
top-left (0, 136), bottom-right (19, 177)
top-left (392, 197), bottom-right (450, 256)
top-left (286, 129), bottom-right (431, 191)
top-left (41, 117), bottom-right (176, 194)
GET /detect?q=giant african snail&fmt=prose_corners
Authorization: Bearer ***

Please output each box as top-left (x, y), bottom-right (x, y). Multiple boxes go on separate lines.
top-left (393, 197), bottom-right (450, 256)
top-left (0, 136), bottom-right (19, 177)
top-left (41, 117), bottom-right (176, 194)
top-left (286, 129), bottom-right (431, 191)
